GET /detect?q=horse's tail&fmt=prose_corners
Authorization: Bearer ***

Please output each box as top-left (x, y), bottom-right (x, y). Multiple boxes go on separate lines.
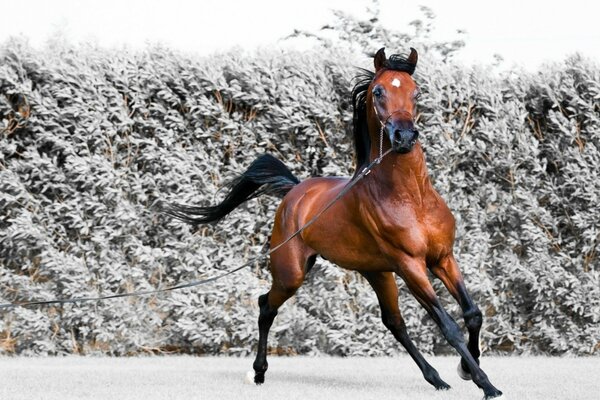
top-left (165, 154), bottom-right (300, 225)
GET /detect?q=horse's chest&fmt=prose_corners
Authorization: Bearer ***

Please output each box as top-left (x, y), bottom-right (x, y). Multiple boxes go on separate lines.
top-left (373, 200), bottom-right (453, 258)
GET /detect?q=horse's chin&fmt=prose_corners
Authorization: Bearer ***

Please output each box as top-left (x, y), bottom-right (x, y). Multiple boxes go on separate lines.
top-left (393, 146), bottom-right (413, 154)
top-left (392, 139), bottom-right (416, 154)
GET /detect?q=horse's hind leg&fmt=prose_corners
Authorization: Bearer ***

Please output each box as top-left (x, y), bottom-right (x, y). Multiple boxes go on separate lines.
top-left (361, 271), bottom-right (450, 391)
top-left (252, 246), bottom-right (315, 384)
top-left (430, 255), bottom-right (483, 380)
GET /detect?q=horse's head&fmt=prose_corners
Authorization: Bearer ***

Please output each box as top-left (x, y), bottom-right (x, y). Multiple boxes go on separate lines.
top-left (368, 47), bottom-right (420, 154)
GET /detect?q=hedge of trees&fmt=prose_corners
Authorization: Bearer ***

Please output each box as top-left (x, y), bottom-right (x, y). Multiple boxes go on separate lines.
top-left (0, 10), bottom-right (598, 356)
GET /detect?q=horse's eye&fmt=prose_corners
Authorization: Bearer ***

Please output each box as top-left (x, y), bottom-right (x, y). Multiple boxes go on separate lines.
top-left (372, 86), bottom-right (383, 99)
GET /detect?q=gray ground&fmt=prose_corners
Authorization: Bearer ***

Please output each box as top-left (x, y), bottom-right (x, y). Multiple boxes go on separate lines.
top-left (0, 356), bottom-right (598, 400)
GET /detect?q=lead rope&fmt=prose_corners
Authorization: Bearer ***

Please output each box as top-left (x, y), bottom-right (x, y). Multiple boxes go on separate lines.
top-left (0, 147), bottom-right (392, 310)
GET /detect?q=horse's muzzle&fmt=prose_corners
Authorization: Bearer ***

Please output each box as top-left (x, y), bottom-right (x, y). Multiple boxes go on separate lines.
top-left (391, 128), bottom-right (419, 153)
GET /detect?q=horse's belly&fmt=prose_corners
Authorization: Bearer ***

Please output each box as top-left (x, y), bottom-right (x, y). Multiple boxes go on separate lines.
top-left (323, 248), bottom-right (394, 272)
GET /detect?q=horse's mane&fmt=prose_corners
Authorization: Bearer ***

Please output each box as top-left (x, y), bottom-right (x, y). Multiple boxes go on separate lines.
top-left (351, 69), bottom-right (375, 176)
top-left (350, 52), bottom-right (416, 176)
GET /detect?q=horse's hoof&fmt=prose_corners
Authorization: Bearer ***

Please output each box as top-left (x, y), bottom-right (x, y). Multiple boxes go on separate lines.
top-left (483, 389), bottom-right (504, 399)
top-left (254, 371), bottom-right (265, 385)
top-left (457, 362), bottom-right (472, 381)
top-left (483, 394), bottom-right (504, 400)
top-left (424, 369), bottom-right (451, 390)
top-left (244, 370), bottom-right (255, 385)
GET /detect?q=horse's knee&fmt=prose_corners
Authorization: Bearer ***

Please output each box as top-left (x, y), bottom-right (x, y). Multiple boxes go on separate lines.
top-left (464, 307), bottom-right (482, 331)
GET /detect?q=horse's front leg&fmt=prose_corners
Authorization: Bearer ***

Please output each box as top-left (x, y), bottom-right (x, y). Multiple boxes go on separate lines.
top-left (395, 255), bottom-right (503, 399)
top-left (430, 255), bottom-right (483, 380)
top-left (361, 271), bottom-right (450, 390)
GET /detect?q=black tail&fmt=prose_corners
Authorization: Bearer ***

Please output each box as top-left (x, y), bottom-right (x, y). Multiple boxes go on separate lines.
top-left (165, 154), bottom-right (300, 225)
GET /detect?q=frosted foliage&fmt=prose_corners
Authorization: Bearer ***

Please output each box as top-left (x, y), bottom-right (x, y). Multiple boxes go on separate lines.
top-left (0, 37), bottom-right (598, 356)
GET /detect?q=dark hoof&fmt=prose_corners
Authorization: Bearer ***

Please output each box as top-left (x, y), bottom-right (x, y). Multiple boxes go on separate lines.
top-left (483, 389), bottom-right (504, 399)
top-left (424, 371), bottom-right (451, 390)
top-left (254, 372), bottom-right (265, 385)
top-left (457, 362), bottom-right (472, 381)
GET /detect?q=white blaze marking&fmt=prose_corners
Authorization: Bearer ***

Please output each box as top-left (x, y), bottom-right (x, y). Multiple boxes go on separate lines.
top-left (391, 78), bottom-right (401, 87)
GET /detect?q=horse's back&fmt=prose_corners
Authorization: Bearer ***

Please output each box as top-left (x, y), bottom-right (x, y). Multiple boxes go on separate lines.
top-left (286, 175), bottom-right (350, 209)
top-left (275, 176), bottom-right (349, 230)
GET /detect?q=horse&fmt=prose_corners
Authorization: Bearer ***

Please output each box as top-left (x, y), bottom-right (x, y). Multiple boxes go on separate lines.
top-left (167, 48), bottom-right (503, 399)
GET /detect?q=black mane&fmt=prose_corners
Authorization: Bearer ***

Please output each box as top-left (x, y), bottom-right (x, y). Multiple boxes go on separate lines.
top-left (350, 52), bottom-right (416, 176)
top-left (351, 69), bottom-right (375, 175)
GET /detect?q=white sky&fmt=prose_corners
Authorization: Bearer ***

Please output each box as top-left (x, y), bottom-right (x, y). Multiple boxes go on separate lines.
top-left (1, 0), bottom-right (599, 70)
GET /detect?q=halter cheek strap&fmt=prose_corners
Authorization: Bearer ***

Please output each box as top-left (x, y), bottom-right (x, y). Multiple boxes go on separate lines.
top-left (372, 102), bottom-right (414, 161)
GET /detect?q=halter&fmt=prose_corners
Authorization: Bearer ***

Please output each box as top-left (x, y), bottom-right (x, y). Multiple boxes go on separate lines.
top-left (372, 101), bottom-right (414, 161)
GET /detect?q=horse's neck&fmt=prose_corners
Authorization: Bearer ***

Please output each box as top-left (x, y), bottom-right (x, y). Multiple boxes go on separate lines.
top-left (369, 142), bottom-right (431, 198)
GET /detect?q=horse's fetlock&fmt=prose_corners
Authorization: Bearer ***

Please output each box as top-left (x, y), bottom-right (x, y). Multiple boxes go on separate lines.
top-left (253, 360), bottom-right (268, 374)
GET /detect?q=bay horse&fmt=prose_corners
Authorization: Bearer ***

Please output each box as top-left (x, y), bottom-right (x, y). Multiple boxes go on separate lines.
top-left (168, 48), bottom-right (503, 399)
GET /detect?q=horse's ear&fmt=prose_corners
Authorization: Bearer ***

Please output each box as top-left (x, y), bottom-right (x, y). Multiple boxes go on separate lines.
top-left (374, 48), bottom-right (387, 71)
top-left (407, 47), bottom-right (418, 67)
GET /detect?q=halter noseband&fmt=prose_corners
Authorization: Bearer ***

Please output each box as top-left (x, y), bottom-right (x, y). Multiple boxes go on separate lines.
top-left (372, 101), bottom-right (414, 161)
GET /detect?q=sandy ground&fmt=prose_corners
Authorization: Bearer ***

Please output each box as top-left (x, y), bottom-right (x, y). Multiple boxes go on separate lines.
top-left (0, 356), bottom-right (598, 400)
